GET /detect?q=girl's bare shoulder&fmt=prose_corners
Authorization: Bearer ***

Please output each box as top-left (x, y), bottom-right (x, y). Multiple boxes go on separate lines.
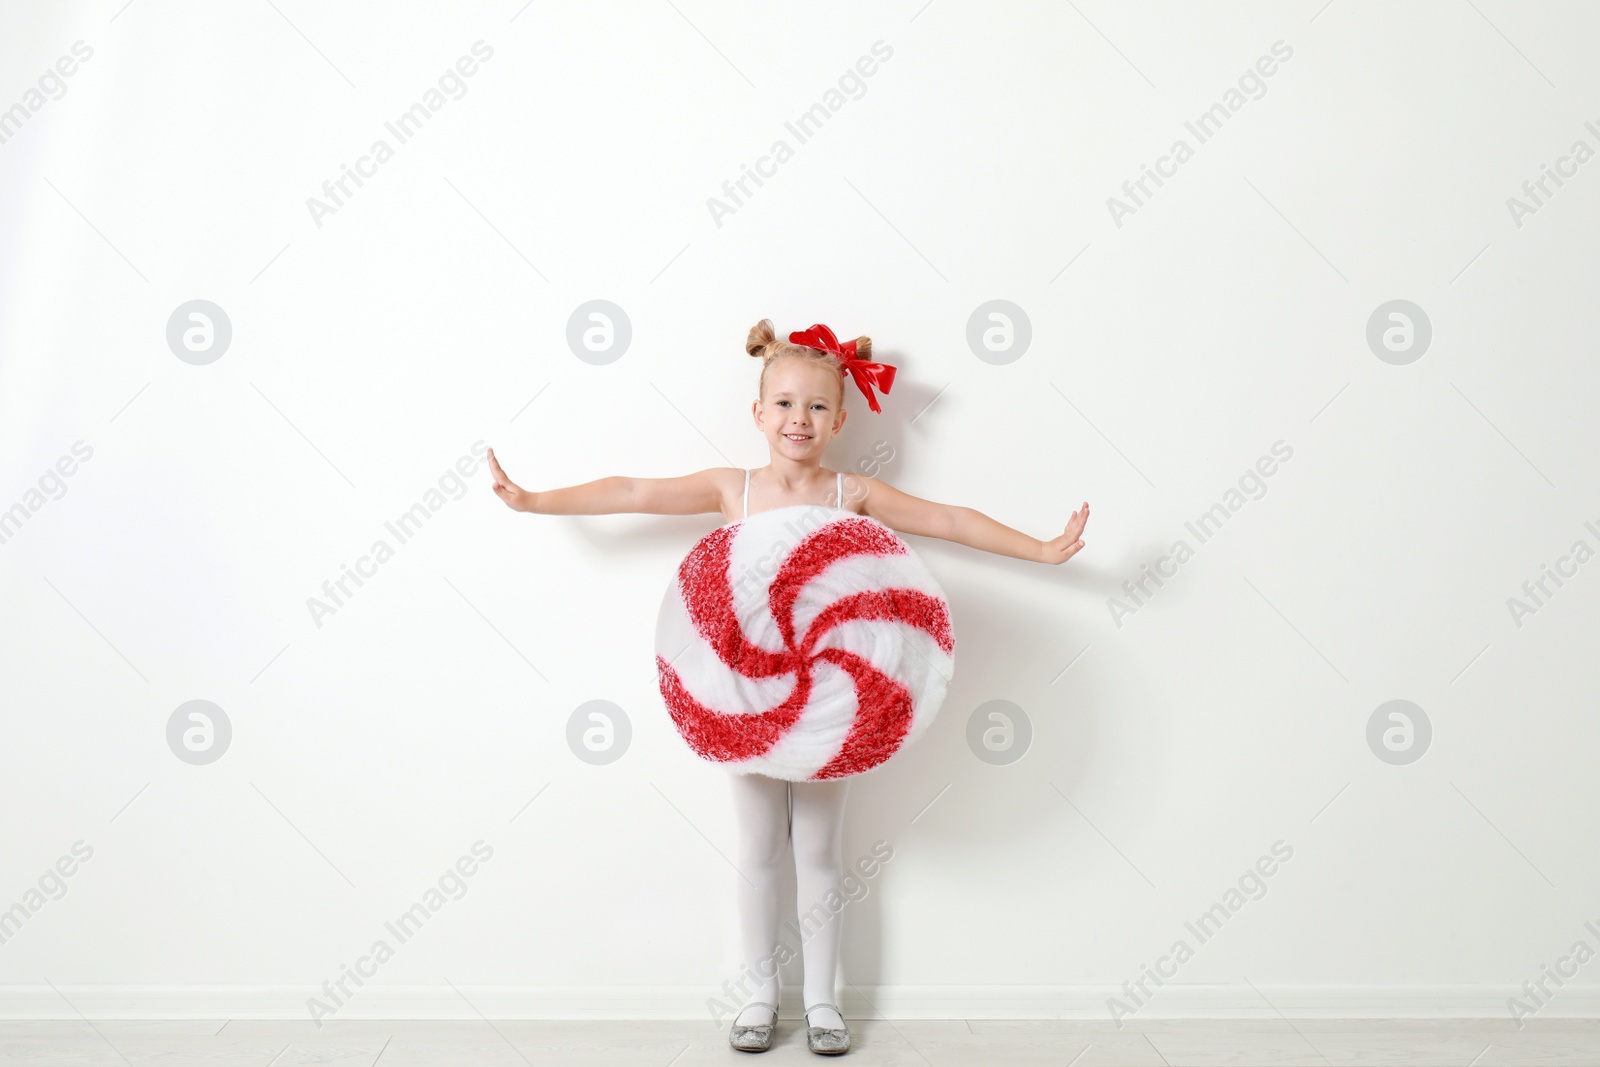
top-left (846, 473), bottom-right (950, 535)
top-left (710, 465), bottom-right (746, 521)
top-left (839, 470), bottom-right (888, 517)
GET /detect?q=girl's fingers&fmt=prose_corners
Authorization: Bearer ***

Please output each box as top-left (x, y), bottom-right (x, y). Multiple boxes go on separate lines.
top-left (485, 450), bottom-right (515, 491)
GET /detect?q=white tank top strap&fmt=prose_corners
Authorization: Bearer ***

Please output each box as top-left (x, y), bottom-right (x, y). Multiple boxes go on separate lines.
top-left (835, 470), bottom-right (843, 510)
top-left (743, 468), bottom-right (750, 519)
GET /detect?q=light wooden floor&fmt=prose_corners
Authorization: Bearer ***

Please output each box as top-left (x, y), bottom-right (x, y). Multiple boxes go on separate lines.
top-left (2, 1018), bottom-right (1598, 1065)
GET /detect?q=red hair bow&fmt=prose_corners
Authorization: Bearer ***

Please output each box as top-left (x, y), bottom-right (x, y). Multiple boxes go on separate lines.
top-left (788, 323), bottom-right (897, 414)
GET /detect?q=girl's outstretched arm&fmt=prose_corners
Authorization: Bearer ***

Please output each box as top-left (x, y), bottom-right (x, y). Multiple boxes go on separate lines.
top-left (487, 448), bottom-right (730, 517)
top-left (855, 474), bottom-right (1088, 565)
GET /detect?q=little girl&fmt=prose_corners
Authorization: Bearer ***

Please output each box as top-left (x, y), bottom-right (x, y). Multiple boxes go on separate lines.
top-left (487, 318), bottom-right (1089, 1055)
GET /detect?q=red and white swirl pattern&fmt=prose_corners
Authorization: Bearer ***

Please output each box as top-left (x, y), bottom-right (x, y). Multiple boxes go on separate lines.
top-left (655, 505), bottom-right (955, 781)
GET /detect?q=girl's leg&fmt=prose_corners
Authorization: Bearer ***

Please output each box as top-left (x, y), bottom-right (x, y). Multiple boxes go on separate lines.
top-left (728, 771), bottom-right (790, 1025)
top-left (790, 777), bottom-right (851, 1029)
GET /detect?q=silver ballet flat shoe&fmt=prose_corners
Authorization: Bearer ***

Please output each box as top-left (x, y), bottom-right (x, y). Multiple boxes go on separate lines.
top-left (728, 1001), bottom-right (777, 1053)
top-left (804, 1003), bottom-right (851, 1055)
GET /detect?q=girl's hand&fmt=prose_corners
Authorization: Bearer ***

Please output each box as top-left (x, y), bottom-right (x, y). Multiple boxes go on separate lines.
top-left (1039, 501), bottom-right (1089, 564)
top-left (486, 447), bottom-right (534, 512)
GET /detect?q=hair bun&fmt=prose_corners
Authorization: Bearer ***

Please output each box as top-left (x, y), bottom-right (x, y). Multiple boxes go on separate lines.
top-left (853, 336), bottom-right (871, 362)
top-left (746, 318), bottom-right (777, 359)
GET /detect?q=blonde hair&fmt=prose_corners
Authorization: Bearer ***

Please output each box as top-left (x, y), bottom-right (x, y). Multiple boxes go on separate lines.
top-left (745, 319), bottom-right (872, 407)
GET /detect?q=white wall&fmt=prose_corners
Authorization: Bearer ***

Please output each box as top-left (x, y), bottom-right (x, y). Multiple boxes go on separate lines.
top-left (3, 0), bottom-right (1599, 1023)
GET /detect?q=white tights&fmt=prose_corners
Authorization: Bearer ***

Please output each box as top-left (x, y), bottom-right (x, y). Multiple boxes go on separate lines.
top-left (728, 772), bottom-right (850, 1029)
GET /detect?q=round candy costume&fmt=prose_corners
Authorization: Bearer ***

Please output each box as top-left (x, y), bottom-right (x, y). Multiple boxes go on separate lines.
top-left (655, 467), bottom-right (956, 781)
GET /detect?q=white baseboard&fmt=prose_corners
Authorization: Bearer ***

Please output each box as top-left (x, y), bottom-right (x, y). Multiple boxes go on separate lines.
top-left (2, 985), bottom-right (1596, 1022)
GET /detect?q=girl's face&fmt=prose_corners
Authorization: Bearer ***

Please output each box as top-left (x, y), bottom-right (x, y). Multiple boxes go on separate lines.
top-left (753, 357), bottom-right (846, 460)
